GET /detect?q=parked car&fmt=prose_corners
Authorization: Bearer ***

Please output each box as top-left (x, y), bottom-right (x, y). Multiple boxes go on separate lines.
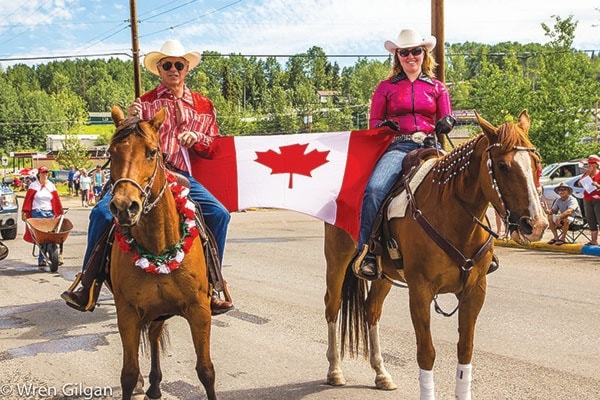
top-left (0, 176), bottom-right (19, 240)
top-left (541, 174), bottom-right (584, 206)
top-left (539, 159), bottom-right (587, 187)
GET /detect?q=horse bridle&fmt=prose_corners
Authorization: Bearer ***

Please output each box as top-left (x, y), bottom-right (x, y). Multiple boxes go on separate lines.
top-left (484, 143), bottom-right (539, 234)
top-left (111, 138), bottom-right (168, 215)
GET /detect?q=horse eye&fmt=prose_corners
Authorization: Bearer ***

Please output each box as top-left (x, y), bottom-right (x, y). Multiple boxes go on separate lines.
top-left (148, 149), bottom-right (157, 159)
top-left (497, 161), bottom-right (509, 172)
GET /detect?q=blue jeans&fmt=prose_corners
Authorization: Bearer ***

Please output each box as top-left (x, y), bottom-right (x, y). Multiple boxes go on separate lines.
top-left (31, 209), bottom-right (54, 264)
top-left (82, 171), bottom-right (231, 270)
top-left (358, 141), bottom-right (420, 248)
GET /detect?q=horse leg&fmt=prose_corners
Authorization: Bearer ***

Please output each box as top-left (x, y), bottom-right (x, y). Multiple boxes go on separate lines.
top-left (185, 304), bottom-right (217, 400)
top-left (409, 286), bottom-right (436, 400)
top-left (326, 320), bottom-right (345, 386)
top-left (366, 279), bottom-right (396, 390)
top-left (146, 320), bottom-right (165, 400)
top-left (324, 276), bottom-right (346, 386)
top-left (455, 278), bottom-right (487, 400)
top-left (117, 311), bottom-right (143, 400)
top-left (323, 224), bottom-right (354, 387)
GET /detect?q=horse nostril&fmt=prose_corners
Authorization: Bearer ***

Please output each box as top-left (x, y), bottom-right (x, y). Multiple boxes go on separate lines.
top-left (109, 202), bottom-right (118, 217)
top-left (519, 216), bottom-right (533, 235)
top-left (128, 201), bottom-right (141, 217)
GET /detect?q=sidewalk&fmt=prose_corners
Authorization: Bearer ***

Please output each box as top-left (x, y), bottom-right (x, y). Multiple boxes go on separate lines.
top-left (486, 207), bottom-right (600, 256)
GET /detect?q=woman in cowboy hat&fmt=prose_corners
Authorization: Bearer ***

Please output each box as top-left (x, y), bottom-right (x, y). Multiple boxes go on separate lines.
top-left (576, 155), bottom-right (600, 245)
top-left (352, 28), bottom-right (456, 279)
top-left (62, 40), bottom-right (233, 314)
top-left (545, 182), bottom-right (581, 245)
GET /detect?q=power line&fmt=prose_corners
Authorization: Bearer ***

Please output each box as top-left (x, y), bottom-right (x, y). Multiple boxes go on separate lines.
top-left (139, 0), bottom-right (244, 38)
top-left (0, 52), bottom-right (132, 62)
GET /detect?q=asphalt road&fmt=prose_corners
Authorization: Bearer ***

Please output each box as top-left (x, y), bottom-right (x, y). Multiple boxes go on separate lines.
top-left (0, 198), bottom-right (599, 399)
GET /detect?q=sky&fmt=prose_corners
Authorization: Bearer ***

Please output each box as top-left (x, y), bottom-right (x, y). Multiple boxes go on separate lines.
top-left (0, 0), bottom-right (599, 68)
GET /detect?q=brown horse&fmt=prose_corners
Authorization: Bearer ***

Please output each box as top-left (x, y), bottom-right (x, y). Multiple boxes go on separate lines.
top-left (323, 111), bottom-right (548, 399)
top-left (108, 106), bottom-right (216, 400)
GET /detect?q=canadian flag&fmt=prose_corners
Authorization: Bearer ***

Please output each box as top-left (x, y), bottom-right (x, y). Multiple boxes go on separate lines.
top-left (191, 129), bottom-right (394, 241)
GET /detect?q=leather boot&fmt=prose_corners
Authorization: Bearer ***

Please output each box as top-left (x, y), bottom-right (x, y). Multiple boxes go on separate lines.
top-left (61, 275), bottom-right (102, 312)
top-left (359, 255), bottom-right (378, 279)
top-left (211, 293), bottom-right (233, 315)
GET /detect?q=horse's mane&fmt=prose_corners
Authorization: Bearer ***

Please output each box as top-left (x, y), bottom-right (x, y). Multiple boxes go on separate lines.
top-left (432, 120), bottom-right (533, 185)
top-left (110, 116), bottom-right (155, 148)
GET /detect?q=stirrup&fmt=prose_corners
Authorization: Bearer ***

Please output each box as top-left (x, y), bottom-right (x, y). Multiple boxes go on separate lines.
top-left (63, 278), bottom-right (101, 312)
top-left (351, 245), bottom-right (369, 277)
top-left (351, 245), bottom-right (379, 281)
top-left (487, 254), bottom-right (500, 275)
top-left (66, 272), bottom-right (83, 292)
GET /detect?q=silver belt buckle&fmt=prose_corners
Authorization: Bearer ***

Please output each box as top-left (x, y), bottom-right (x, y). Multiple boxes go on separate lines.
top-left (411, 132), bottom-right (427, 144)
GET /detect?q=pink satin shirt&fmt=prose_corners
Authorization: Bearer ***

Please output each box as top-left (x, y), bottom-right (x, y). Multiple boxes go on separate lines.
top-left (369, 72), bottom-right (452, 134)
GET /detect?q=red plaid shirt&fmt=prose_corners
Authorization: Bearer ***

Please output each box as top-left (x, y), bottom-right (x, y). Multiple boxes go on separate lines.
top-left (136, 84), bottom-right (220, 172)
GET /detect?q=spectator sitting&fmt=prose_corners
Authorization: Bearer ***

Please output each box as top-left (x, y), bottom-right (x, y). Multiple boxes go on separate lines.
top-left (545, 182), bottom-right (581, 245)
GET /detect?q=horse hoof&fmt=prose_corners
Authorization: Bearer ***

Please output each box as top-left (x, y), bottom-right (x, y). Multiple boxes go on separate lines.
top-left (326, 371), bottom-right (346, 386)
top-left (375, 375), bottom-right (397, 391)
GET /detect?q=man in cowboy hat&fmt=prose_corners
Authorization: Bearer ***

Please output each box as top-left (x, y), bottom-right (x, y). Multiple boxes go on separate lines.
top-left (61, 39), bottom-right (233, 314)
top-left (545, 182), bottom-right (581, 245)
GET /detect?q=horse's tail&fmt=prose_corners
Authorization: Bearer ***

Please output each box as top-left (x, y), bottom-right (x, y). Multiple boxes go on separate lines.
top-left (339, 264), bottom-right (369, 360)
top-left (140, 321), bottom-right (170, 356)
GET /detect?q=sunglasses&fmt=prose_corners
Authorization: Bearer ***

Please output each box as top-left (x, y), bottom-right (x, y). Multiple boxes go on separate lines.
top-left (160, 61), bottom-right (186, 71)
top-left (397, 47), bottom-right (424, 57)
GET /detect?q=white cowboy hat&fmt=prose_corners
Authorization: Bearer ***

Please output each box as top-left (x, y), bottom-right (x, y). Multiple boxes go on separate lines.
top-left (384, 29), bottom-right (436, 54)
top-left (143, 39), bottom-right (202, 76)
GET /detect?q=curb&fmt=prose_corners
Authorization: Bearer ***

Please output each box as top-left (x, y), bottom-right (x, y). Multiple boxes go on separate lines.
top-left (494, 238), bottom-right (600, 256)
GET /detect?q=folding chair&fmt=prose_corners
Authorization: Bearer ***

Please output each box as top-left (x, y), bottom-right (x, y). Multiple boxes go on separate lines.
top-left (565, 198), bottom-right (591, 243)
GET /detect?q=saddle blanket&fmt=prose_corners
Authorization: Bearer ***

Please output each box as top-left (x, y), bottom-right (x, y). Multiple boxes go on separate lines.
top-left (387, 158), bottom-right (437, 220)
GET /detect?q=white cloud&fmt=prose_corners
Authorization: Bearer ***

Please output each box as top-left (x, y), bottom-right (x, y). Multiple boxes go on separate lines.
top-left (0, 0), bottom-right (598, 66)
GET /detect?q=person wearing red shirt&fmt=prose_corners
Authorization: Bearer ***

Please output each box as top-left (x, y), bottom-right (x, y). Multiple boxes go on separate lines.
top-left (62, 40), bottom-right (233, 314)
top-left (21, 166), bottom-right (63, 268)
top-left (577, 155), bottom-right (600, 245)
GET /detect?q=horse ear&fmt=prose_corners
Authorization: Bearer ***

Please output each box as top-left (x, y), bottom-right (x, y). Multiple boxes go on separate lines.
top-left (111, 105), bottom-right (125, 127)
top-left (517, 109), bottom-right (530, 133)
top-left (475, 111), bottom-right (498, 139)
top-left (150, 108), bottom-right (167, 131)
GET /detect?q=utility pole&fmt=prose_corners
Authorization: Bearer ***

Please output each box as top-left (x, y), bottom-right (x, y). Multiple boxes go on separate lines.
top-left (431, 0), bottom-right (445, 83)
top-left (130, 0), bottom-right (142, 98)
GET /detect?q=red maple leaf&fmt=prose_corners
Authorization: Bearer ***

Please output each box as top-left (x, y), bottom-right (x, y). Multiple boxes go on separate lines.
top-left (255, 143), bottom-right (330, 188)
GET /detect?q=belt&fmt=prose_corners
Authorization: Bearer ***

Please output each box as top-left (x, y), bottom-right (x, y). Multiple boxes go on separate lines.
top-left (393, 131), bottom-right (428, 144)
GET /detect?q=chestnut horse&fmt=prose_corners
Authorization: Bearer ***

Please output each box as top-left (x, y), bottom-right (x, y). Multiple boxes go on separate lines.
top-left (108, 106), bottom-right (216, 400)
top-left (323, 111), bottom-right (547, 399)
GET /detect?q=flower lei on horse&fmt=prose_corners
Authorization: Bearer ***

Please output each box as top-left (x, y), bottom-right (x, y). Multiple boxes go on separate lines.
top-left (114, 172), bottom-right (199, 274)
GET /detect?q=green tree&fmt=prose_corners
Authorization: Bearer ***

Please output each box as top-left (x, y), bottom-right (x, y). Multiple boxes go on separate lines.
top-left (469, 50), bottom-right (532, 125)
top-left (56, 134), bottom-right (92, 170)
top-left (529, 16), bottom-right (600, 163)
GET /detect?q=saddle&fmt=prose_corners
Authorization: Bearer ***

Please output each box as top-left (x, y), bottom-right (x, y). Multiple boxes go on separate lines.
top-left (366, 147), bottom-right (441, 272)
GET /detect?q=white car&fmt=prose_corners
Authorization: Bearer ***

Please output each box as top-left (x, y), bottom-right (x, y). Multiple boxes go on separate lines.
top-left (541, 174), bottom-right (584, 206)
top-left (539, 159), bottom-right (587, 187)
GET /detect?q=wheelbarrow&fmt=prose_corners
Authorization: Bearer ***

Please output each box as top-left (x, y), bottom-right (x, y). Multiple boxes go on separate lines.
top-left (25, 211), bottom-right (73, 272)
